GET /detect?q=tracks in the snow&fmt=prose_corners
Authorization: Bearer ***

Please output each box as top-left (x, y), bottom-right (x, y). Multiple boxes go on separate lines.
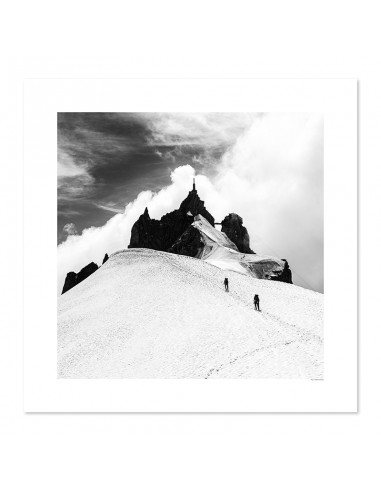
top-left (204, 335), bottom-right (317, 378)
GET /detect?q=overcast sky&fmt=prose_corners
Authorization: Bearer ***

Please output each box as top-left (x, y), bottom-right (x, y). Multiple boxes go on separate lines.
top-left (58, 112), bottom-right (323, 293)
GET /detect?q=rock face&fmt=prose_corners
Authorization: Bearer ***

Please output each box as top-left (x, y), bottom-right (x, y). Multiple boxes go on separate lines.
top-left (273, 259), bottom-right (293, 284)
top-left (179, 186), bottom-right (215, 226)
top-left (128, 207), bottom-right (191, 251)
top-left (62, 262), bottom-right (99, 294)
top-left (102, 253), bottom-right (109, 264)
top-left (168, 226), bottom-right (204, 258)
top-left (221, 213), bottom-right (254, 254)
top-left (61, 272), bottom-right (77, 294)
top-left (128, 185), bottom-right (215, 252)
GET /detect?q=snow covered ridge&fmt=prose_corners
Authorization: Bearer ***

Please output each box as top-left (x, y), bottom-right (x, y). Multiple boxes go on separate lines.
top-left (58, 249), bottom-right (323, 379)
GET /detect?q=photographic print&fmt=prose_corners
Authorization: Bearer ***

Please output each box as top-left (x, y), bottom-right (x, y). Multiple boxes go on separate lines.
top-left (57, 112), bottom-right (324, 379)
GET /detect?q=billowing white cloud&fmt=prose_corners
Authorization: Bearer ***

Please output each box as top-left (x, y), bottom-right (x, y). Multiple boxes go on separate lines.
top-left (58, 113), bottom-right (323, 294)
top-left (214, 113), bottom-right (324, 291)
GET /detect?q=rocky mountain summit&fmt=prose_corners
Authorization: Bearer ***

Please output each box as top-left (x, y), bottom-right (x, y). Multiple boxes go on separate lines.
top-left (61, 179), bottom-right (293, 295)
top-left (129, 179), bottom-right (253, 255)
top-left (128, 179), bottom-right (214, 252)
top-left (128, 180), bottom-right (292, 285)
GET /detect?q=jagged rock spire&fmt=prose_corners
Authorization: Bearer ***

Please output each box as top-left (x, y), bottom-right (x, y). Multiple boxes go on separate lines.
top-left (128, 180), bottom-right (215, 251)
top-left (221, 213), bottom-right (254, 254)
top-left (179, 183), bottom-right (215, 225)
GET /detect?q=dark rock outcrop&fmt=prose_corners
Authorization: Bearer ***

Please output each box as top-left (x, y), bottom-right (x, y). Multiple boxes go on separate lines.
top-left (102, 253), bottom-right (109, 264)
top-left (221, 213), bottom-right (254, 254)
top-left (62, 262), bottom-right (98, 294)
top-left (168, 226), bottom-right (204, 258)
top-left (129, 207), bottom-right (164, 250)
top-left (76, 262), bottom-right (98, 285)
top-left (265, 259), bottom-right (292, 284)
top-left (129, 207), bottom-right (194, 251)
top-left (273, 259), bottom-right (293, 284)
top-left (179, 187), bottom-right (214, 226)
top-left (61, 272), bottom-right (77, 294)
top-left (128, 186), bottom-right (214, 252)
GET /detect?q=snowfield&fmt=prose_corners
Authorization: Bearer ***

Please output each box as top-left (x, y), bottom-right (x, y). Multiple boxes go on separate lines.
top-left (58, 249), bottom-right (323, 379)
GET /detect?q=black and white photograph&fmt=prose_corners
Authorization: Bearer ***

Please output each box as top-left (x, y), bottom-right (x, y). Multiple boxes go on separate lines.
top-left (4, 1), bottom-right (375, 489)
top-left (57, 112), bottom-right (324, 379)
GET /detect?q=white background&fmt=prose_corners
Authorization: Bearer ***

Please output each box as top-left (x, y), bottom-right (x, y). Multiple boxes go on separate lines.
top-left (1, 1), bottom-right (379, 491)
top-left (24, 78), bottom-right (356, 412)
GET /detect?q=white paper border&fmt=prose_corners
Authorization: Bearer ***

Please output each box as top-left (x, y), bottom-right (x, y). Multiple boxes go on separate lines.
top-left (23, 79), bottom-right (357, 412)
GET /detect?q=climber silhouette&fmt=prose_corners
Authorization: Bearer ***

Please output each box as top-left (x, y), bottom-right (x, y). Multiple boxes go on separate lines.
top-left (254, 294), bottom-right (260, 311)
top-left (224, 278), bottom-right (229, 292)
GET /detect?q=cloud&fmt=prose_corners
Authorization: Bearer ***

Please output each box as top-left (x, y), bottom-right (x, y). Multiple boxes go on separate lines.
top-left (94, 203), bottom-right (125, 214)
top-left (213, 113), bottom-right (324, 291)
top-left (58, 149), bottom-right (89, 178)
top-left (57, 113), bottom-right (324, 294)
top-left (58, 148), bottom-right (95, 200)
top-left (57, 112), bottom-right (256, 238)
top-left (144, 112), bottom-right (256, 149)
top-left (63, 223), bottom-right (78, 236)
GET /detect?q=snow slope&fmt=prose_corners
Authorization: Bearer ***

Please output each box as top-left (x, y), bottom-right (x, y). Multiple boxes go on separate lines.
top-left (193, 215), bottom-right (286, 279)
top-left (58, 249), bottom-right (323, 379)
